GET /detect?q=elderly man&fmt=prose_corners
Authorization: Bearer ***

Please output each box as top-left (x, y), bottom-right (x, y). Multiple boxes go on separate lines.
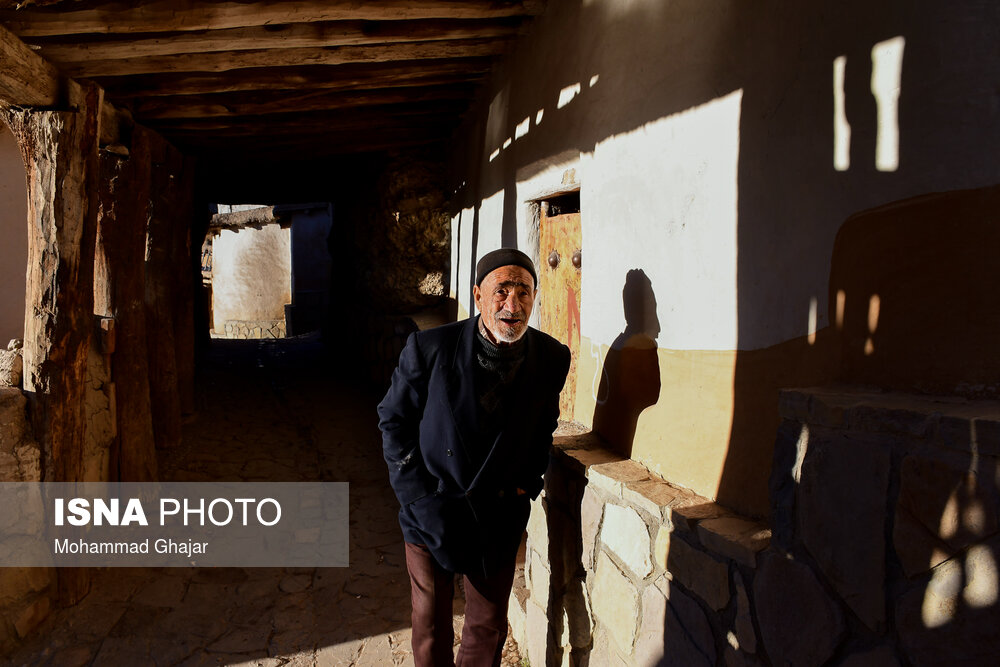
top-left (378, 248), bottom-right (570, 666)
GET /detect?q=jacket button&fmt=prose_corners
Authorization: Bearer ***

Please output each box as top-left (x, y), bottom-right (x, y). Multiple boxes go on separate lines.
top-left (446, 449), bottom-right (453, 456)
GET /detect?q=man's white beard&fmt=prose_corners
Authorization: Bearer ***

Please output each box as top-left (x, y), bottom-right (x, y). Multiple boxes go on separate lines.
top-left (489, 311), bottom-right (526, 343)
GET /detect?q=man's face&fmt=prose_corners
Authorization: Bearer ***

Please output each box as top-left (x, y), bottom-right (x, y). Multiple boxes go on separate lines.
top-left (473, 265), bottom-right (537, 344)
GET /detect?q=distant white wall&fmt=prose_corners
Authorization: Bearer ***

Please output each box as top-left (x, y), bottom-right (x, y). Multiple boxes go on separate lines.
top-left (211, 225), bottom-right (291, 331)
top-left (0, 128), bottom-right (26, 345)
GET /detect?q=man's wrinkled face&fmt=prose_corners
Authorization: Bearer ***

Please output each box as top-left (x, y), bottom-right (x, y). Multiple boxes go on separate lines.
top-left (473, 265), bottom-right (536, 344)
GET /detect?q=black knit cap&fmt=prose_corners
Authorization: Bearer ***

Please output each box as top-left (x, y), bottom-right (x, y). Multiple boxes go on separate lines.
top-left (475, 248), bottom-right (537, 288)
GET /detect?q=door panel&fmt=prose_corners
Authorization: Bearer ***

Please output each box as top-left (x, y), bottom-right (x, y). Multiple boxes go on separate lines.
top-left (538, 208), bottom-right (581, 420)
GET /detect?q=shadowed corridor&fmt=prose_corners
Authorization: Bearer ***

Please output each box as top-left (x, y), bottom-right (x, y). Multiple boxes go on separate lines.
top-left (6, 335), bottom-right (521, 667)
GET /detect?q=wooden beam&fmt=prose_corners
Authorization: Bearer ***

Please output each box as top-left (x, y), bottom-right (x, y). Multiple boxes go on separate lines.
top-left (173, 127), bottom-right (452, 158)
top-left (131, 83), bottom-right (477, 119)
top-left (63, 38), bottom-right (509, 78)
top-left (0, 0), bottom-right (545, 37)
top-left (0, 22), bottom-right (132, 148)
top-left (98, 58), bottom-right (493, 97)
top-left (0, 21), bottom-right (60, 106)
top-left (32, 18), bottom-right (523, 62)
top-left (147, 102), bottom-right (466, 136)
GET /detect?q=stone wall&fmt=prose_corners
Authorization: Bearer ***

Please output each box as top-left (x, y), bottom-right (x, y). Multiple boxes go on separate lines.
top-left (222, 318), bottom-right (286, 340)
top-left (513, 430), bottom-right (770, 666)
top-left (515, 387), bottom-right (1000, 666)
top-left (0, 384), bottom-right (52, 655)
top-left (352, 151), bottom-right (450, 313)
top-left (770, 387), bottom-right (1000, 666)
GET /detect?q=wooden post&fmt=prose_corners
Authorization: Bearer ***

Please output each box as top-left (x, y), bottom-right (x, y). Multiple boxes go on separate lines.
top-left (95, 126), bottom-right (158, 481)
top-left (0, 80), bottom-right (101, 604)
top-left (144, 132), bottom-right (185, 450)
top-left (1, 81), bottom-right (100, 484)
top-left (173, 152), bottom-right (198, 418)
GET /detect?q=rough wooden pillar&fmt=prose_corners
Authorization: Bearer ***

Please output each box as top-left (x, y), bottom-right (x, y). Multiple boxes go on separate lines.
top-left (94, 127), bottom-right (157, 481)
top-left (1, 82), bottom-right (100, 606)
top-left (144, 132), bottom-right (185, 450)
top-left (173, 153), bottom-right (198, 418)
top-left (0, 82), bottom-right (100, 485)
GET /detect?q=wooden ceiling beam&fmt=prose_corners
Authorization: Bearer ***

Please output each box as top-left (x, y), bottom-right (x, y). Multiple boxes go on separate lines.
top-left (0, 21), bottom-right (61, 106)
top-left (174, 128), bottom-right (452, 158)
top-left (0, 0), bottom-right (544, 37)
top-left (62, 38), bottom-right (508, 78)
top-left (97, 58), bottom-right (493, 97)
top-left (131, 83), bottom-right (477, 120)
top-left (147, 102), bottom-right (466, 135)
top-left (30, 18), bottom-right (523, 62)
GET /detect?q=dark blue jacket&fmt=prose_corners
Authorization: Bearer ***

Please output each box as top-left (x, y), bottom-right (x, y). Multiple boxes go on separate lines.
top-left (377, 316), bottom-right (570, 575)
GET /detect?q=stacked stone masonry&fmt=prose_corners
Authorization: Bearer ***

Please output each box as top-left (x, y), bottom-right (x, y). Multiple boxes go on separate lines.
top-left (511, 431), bottom-right (770, 667)
top-left (0, 382), bottom-right (52, 656)
top-left (222, 319), bottom-right (286, 340)
top-left (513, 388), bottom-right (1000, 666)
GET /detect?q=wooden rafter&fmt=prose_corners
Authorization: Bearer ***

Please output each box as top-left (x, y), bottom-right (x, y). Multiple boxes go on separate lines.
top-left (61, 38), bottom-right (510, 78)
top-left (0, 21), bottom-right (60, 106)
top-left (0, 0), bottom-right (548, 156)
top-left (97, 59), bottom-right (494, 97)
top-left (30, 18), bottom-right (524, 62)
top-left (0, 0), bottom-right (544, 36)
top-left (132, 83), bottom-right (478, 119)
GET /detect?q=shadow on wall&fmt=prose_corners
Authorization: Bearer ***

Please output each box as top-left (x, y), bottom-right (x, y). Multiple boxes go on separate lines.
top-left (760, 185), bottom-right (1000, 665)
top-left (592, 269), bottom-right (661, 459)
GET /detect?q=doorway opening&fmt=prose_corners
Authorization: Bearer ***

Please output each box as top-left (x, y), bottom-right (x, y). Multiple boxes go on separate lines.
top-left (203, 203), bottom-right (333, 340)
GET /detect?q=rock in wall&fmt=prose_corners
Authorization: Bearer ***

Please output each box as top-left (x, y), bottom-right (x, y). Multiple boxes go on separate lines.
top-left (353, 151), bottom-right (450, 313)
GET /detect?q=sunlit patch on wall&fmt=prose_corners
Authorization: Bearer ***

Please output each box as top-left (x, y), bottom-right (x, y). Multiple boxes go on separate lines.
top-left (871, 36), bottom-right (905, 172)
top-left (808, 297), bottom-right (818, 344)
top-left (833, 55), bottom-right (851, 171)
top-left (502, 137), bottom-right (512, 150)
top-left (865, 293), bottom-right (880, 355)
top-left (515, 117), bottom-right (531, 140)
top-left (589, 74), bottom-right (600, 87)
top-left (535, 108), bottom-right (545, 125)
top-left (557, 82), bottom-right (582, 109)
top-left (963, 544), bottom-right (998, 608)
top-left (489, 148), bottom-right (500, 162)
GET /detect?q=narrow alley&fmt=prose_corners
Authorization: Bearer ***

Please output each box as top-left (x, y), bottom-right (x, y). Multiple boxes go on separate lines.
top-left (6, 335), bottom-right (520, 666)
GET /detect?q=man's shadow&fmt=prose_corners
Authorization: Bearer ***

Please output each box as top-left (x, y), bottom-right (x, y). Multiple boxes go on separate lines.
top-left (543, 269), bottom-right (662, 666)
top-left (592, 268), bottom-right (662, 458)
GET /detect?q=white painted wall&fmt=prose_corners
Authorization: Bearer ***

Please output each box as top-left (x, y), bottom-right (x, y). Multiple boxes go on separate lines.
top-left (0, 128), bottom-right (27, 344)
top-left (447, 0), bottom-right (1000, 510)
top-left (450, 0), bottom-right (1000, 353)
top-left (211, 224), bottom-right (291, 330)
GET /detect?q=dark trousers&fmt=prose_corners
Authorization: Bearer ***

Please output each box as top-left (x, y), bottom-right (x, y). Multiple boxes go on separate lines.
top-left (404, 542), bottom-right (516, 667)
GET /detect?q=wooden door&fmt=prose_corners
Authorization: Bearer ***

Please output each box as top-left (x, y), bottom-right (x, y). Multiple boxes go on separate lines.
top-left (538, 198), bottom-right (581, 420)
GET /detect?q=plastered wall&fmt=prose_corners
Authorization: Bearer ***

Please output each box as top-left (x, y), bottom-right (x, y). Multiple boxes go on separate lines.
top-left (448, 0), bottom-right (1000, 517)
top-left (0, 128), bottom-right (27, 344)
top-left (211, 225), bottom-right (291, 333)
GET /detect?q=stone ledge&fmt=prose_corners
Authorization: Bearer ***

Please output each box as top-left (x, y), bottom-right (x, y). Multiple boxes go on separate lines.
top-left (553, 430), bottom-right (769, 560)
top-left (697, 516), bottom-right (771, 568)
top-left (779, 386), bottom-right (1000, 455)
